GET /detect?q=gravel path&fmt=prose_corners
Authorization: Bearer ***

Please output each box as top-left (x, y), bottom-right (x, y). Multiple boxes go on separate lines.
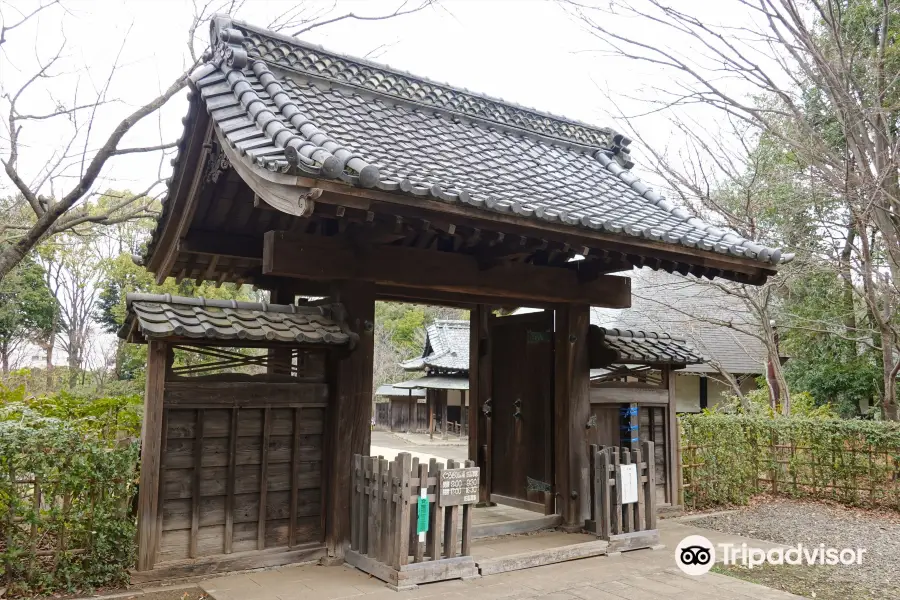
top-left (690, 498), bottom-right (900, 598)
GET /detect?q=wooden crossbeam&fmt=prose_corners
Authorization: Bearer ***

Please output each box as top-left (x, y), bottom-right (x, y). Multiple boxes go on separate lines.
top-left (262, 232), bottom-right (631, 308)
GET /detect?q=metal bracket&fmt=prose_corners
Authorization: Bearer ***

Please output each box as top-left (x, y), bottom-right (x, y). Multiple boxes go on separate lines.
top-left (482, 398), bottom-right (492, 417)
top-left (513, 398), bottom-right (522, 420)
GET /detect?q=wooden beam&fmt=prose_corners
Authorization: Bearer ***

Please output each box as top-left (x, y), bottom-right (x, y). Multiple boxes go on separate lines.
top-left (179, 231), bottom-right (263, 260)
top-left (324, 280), bottom-right (375, 561)
top-left (553, 305), bottom-right (591, 529)
top-left (263, 232), bottom-right (631, 308)
top-left (376, 285), bottom-right (545, 309)
top-left (136, 340), bottom-right (168, 571)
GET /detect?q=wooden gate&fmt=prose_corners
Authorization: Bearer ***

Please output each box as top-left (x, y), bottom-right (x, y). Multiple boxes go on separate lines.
top-left (490, 312), bottom-right (554, 514)
top-left (585, 442), bottom-right (661, 552)
top-left (346, 453), bottom-right (479, 589)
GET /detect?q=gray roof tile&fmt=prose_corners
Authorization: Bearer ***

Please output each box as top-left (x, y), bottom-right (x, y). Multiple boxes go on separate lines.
top-left (591, 268), bottom-right (767, 374)
top-left (402, 320), bottom-right (469, 372)
top-left (155, 17), bottom-right (787, 273)
top-left (120, 293), bottom-right (355, 346)
top-left (595, 327), bottom-right (704, 365)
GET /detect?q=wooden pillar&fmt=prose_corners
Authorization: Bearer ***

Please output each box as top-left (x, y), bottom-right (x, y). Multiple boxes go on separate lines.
top-left (553, 304), bottom-right (590, 529)
top-left (440, 389), bottom-right (448, 439)
top-left (468, 304), bottom-right (493, 503)
top-left (427, 389), bottom-right (435, 439)
top-left (665, 366), bottom-right (679, 505)
top-left (136, 340), bottom-right (169, 571)
top-left (324, 280), bottom-right (375, 561)
top-left (461, 390), bottom-right (468, 433)
top-left (268, 287), bottom-right (294, 375)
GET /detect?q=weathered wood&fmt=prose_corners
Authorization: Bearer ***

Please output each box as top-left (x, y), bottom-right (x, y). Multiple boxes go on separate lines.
top-left (607, 529), bottom-right (661, 553)
top-left (394, 453), bottom-right (413, 567)
top-left (475, 539), bottom-right (609, 576)
top-left (621, 448), bottom-right (633, 533)
top-left (440, 391), bottom-right (448, 439)
top-left (380, 457), bottom-right (391, 563)
top-left (470, 514), bottom-right (562, 540)
top-left (263, 231), bottom-right (631, 307)
top-left (666, 367), bottom-right (678, 505)
top-left (258, 408), bottom-right (271, 550)
top-left (414, 462), bottom-right (427, 563)
top-left (643, 441), bottom-right (658, 530)
top-left (368, 457), bottom-right (380, 558)
top-left (590, 387), bottom-right (668, 404)
top-left (468, 306), bottom-right (493, 502)
top-left (164, 381), bottom-right (327, 406)
top-left (137, 340), bottom-right (168, 572)
top-left (324, 280), bottom-right (375, 561)
top-left (154, 408), bottom-right (169, 565)
top-left (553, 304), bottom-right (591, 527)
top-left (224, 407), bottom-right (238, 554)
top-left (428, 460), bottom-right (443, 560)
top-left (588, 444), bottom-right (599, 529)
top-left (599, 449), bottom-right (611, 539)
top-left (634, 446), bottom-right (646, 532)
top-left (190, 409), bottom-right (205, 558)
top-left (489, 494), bottom-right (547, 514)
top-left (443, 460), bottom-right (460, 558)
top-left (461, 459), bottom-right (474, 556)
top-left (351, 454), bottom-right (361, 552)
top-left (611, 448), bottom-right (622, 535)
top-left (130, 542), bottom-right (326, 584)
top-left (290, 408), bottom-right (301, 548)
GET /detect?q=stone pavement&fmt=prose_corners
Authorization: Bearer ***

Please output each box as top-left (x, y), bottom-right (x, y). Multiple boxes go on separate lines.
top-left (199, 519), bottom-right (803, 600)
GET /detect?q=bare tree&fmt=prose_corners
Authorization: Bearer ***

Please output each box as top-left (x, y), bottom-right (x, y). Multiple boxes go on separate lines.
top-left (0, 0), bottom-right (438, 282)
top-left (567, 0), bottom-right (900, 418)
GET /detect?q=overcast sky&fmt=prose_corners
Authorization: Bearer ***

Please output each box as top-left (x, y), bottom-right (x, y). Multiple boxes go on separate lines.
top-left (0, 0), bottom-right (724, 202)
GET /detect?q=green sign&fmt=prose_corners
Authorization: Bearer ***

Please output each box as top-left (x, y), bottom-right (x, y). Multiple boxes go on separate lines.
top-left (416, 497), bottom-right (430, 534)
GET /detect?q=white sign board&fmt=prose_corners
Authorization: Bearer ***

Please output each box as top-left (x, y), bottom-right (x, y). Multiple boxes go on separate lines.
top-left (619, 463), bottom-right (638, 504)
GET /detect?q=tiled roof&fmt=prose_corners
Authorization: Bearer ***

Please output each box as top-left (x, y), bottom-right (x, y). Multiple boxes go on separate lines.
top-left (169, 16), bottom-right (787, 271)
top-left (595, 327), bottom-right (704, 365)
top-left (393, 375), bottom-right (469, 391)
top-left (591, 268), bottom-right (768, 374)
top-left (120, 293), bottom-right (355, 346)
top-left (375, 384), bottom-right (425, 398)
top-left (401, 320), bottom-right (469, 372)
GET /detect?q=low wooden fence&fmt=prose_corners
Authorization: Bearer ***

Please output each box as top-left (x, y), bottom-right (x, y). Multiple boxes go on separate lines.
top-left (346, 452), bottom-right (479, 590)
top-left (585, 441), bottom-right (660, 552)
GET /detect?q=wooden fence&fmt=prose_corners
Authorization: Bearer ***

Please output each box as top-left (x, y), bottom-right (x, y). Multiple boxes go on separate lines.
top-left (346, 452), bottom-right (479, 590)
top-left (585, 441), bottom-right (660, 552)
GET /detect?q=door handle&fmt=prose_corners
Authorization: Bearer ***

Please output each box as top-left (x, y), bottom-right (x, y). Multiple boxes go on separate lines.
top-left (513, 398), bottom-right (522, 420)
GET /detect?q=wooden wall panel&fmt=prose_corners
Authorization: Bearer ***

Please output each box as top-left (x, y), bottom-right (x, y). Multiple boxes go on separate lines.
top-left (154, 374), bottom-right (327, 568)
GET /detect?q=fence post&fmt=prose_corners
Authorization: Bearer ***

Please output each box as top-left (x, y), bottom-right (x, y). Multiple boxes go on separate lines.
top-left (621, 448), bottom-right (633, 533)
top-left (599, 448), bottom-right (611, 540)
top-left (461, 459), bottom-right (475, 556)
top-left (643, 440), bottom-right (657, 530)
top-left (379, 457), bottom-right (391, 562)
top-left (634, 444), bottom-right (645, 531)
top-left (428, 460), bottom-right (443, 560)
top-left (676, 420), bottom-right (684, 507)
top-left (394, 453), bottom-right (412, 568)
top-left (414, 462), bottom-right (428, 563)
top-left (367, 457), bottom-right (378, 557)
top-left (611, 447), bottom-right (622, 535)
top-left (352, 454), bottom-right (361, 551)
top-left (588, 443), bottom-right (599, 532)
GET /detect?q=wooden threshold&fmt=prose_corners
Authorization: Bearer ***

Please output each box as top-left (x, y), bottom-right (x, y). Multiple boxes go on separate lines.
top-left (475, 539), bottom-right (609, 576)
top-left (490, 494), bottom-right (548, 514)
top-left (470, 514), bottom-right (562, 540)
top-left (129, 543), bottom-right (326, 584)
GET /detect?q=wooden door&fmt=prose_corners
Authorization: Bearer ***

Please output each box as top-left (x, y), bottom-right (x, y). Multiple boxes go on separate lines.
top-left (490, 311), bottom-right (555, 514)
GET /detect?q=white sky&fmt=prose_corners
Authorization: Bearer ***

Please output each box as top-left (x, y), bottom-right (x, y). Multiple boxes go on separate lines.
top-left (0, 0), bottom-right (732, 203)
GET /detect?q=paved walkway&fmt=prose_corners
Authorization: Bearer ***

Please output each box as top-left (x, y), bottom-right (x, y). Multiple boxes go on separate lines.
top-left (199, 520), bottom-right (803, 600)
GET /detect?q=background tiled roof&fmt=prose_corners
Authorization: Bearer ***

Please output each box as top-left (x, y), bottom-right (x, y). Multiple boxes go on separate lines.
top-left (591, 268), bottom-right (767, 374)
top-left (181, 17), bottom-right (786, 269)
top-left (596, 327), bottom-right (704, 365)
top-left (401, 320), bottom-right (470, 372)
top-left (121, 293), bottom-right (353, 346)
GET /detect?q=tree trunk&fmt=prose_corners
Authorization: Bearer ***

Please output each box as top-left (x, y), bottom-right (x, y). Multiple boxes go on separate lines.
top-left (1, 341), bottom-right (9, 375)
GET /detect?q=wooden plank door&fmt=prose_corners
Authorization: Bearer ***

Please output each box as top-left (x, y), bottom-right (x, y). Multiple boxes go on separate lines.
top-left (490, 311), bottom-right (554, 514)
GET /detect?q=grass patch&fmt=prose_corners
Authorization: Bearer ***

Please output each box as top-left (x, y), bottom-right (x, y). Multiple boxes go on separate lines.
top-left (711, 563), bottom-right (897, 600)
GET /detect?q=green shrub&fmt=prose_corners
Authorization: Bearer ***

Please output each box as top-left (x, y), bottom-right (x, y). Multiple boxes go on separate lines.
top-left (681, 414), bottom-right (900, 510)
top-left (0, 385), bottom-right (141, 596)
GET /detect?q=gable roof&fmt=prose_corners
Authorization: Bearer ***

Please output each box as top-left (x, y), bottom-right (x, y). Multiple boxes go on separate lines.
top-left (401, 320), bottom-right (469, 372)
top-left (591, 268), bottom-right (767, 375)
top-left (119, 293), bottom-right (355, 346)
top-left (147, 16), bottom-right (789, 284)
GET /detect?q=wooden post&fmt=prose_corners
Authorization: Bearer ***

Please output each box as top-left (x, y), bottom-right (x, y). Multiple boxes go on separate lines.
top-left (428, 460), bottom-right (443, 560)
top-left (367, 457), bottom-right (379, 557)
top-left (394, 453), bottom-right (413, 568)
top-left (553, 304), bottom-right (591, 528)
top-left (675, 420), bottom-right (684, 508)
top-left (621, 448), bottom-right (633, 533)
top-left (643, 440), bottom-right (657, 530)
top-left (190, 409), bottom-right (204, 558)
top-left (665, 366), bottom-right (679, 505)
top-left (443, 460), bottom-right (460, 558)
top-left (634, 444), bottom-right (645, 531)
top-left (440, 390), bottom-right (448, 439)
top-left (468, 305), bottom-right (492, 503)
top-left (588, 444), bottom-right (599, 531)
top-left (611, 448), bottom-right (622, 535)
top-left (267, 287), bottom-right (294, 375)
top-left (324, 280), bottom-right (375, 561)
top-left (427, 389), bottom-right (435, 440)
top-left (414, 462), bottom-right (428, 563)
top-left (461, 459), bottom-right (475, 556)
top-left (136, 340), bottom-right (168, 572)
top-left (599, 448), bottom-right (611, 540)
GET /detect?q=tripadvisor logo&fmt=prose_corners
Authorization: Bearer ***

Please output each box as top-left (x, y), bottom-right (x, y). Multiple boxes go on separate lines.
top-left (675, 535), bottom-right (867, 576)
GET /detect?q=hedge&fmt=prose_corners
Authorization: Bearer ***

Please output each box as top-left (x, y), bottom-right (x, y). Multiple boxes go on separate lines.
top-left (680, 414), bottom-right (900, 510)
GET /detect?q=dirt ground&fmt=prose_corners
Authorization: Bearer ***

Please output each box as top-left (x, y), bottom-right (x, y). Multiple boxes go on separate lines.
top-left (694, 497), bottom-right (900, 600)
